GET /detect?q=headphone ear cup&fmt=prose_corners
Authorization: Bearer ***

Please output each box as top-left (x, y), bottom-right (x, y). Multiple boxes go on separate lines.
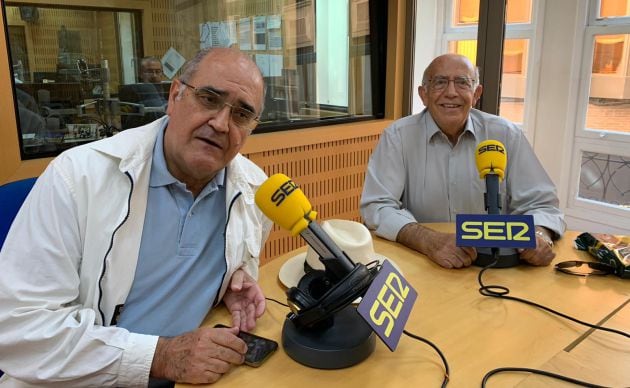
top-left (287, 269), bottom-right (330, 313)
top-left (297, 269), bottom-right (331, 300)
top-left (286, 286), bottom-right (316, 312)
top-left (289, 264), bottom-right (375, 328)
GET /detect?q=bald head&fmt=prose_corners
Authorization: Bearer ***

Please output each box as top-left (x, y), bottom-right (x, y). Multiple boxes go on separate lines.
top-left (422, 54), bottom-right (479, 87)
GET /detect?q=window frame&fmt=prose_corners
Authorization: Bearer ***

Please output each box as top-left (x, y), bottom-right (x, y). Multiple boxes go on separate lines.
top-left (3, 0), bottom-right (388, 159)
top-left (563, 0), bottom-right (630, 225)
top-left (439, 0), bottom-right (542, 141)
top-left (254, 0), bottom-right (387, 135)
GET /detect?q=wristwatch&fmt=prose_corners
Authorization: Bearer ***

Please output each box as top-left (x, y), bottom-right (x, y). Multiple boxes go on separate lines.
top-left (535, 230), bottom-right (554, 248)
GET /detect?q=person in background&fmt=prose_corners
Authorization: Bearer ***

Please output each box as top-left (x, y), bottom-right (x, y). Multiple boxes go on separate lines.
top-left (120, 57), bottom-right (169, 129)
top-left (360, 53), bottom-right (565, 269)
top-left (140, 56), bottom-right (165, 83)
top-left (0, 47), bottom-right (271, 387)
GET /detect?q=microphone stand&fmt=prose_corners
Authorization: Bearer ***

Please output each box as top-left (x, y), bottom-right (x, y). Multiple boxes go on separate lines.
top-left (473, 172), bottom-right (520, 268)
top-left (282, 248), bottom-right (376, 369)
top-left (282, 301), bottom-right (376, 369)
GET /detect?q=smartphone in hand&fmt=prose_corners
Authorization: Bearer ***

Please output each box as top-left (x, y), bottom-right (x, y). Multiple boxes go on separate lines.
top-left (213, 324), bottom-right (278, 367)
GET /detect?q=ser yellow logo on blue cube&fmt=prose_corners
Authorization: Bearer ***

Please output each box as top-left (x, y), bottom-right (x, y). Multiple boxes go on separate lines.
top-left (357, 260), bottom-right (417, 351)
top-left (456, 214), bottom-right (536, 249)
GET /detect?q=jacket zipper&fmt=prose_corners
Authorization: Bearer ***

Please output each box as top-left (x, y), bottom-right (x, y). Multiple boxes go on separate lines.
top-left (97, 172), bottom-right (134, 325)
top-left (213, 191), bottom-right (242, 306)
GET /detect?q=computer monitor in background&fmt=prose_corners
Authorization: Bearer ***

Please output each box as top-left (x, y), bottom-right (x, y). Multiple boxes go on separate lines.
top-left (118, 82), bottom-right (170, 129)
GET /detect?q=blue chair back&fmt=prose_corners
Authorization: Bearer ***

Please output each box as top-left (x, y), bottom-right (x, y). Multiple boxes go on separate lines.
top-left (0, 177), bottom-right (37, 250)
top-left (0, 177), bottom-right (36, 378)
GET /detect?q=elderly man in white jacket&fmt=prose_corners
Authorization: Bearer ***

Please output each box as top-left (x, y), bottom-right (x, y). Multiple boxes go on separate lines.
top-left (0, 48), bottom-right (272, 386)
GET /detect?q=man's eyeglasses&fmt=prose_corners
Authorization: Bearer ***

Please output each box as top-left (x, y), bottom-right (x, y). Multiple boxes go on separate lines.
top-left (180, 80), bottom-right (260, 132)
top-left (425, 76), bottom-right (476, 91)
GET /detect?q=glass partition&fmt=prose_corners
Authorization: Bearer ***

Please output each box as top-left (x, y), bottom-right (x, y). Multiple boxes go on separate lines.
top-left (4, 0), bottom-right (385, 159)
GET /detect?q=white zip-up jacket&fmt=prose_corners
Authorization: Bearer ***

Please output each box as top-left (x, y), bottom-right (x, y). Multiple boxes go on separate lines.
top-left (0, 117), bottom-right (272, 387)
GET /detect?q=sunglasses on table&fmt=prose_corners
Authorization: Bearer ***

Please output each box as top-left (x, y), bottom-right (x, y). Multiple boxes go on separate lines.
top-left (554, 260), bottom-right (615, 276)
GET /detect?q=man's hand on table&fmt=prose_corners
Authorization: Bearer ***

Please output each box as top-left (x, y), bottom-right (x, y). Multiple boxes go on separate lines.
top-left (150, 269), bottom-right (266, 383)
top-left (518, 226), bottom-right (556, 266)
top-left (150, 326), bottom-right (247, 384)
top-left (397, 223), bottom-right (477, 269)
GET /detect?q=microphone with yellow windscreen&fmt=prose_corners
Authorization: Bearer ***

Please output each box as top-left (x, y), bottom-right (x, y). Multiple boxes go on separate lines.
top-left (255, 173), bottom-right (355, 280)
top-left (254, 173), bottom-right (316, 236)
top-left (476, 139), bottom-right (507, 180)
top-left (475, 140), bottom-right (507, 215)
top-left (468, 140), bottom-right (524, 268)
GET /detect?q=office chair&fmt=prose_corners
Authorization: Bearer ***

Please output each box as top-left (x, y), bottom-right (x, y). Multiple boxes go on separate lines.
top-left (0, 177), bottom-right (35, 378)
top-left (0, 177), bottom-right (37, 249)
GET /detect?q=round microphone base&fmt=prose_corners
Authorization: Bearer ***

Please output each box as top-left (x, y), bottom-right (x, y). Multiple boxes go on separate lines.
top-left (282, 305), bottom-right (376, 369)
top-left (474, 248), bottom-right (520, 268)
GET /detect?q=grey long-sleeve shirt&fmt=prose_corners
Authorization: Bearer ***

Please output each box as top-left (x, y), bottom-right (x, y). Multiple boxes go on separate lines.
top-left (360, 109), bottom-right (565, 241)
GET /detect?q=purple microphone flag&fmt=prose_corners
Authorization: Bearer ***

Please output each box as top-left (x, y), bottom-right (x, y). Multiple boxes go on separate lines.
top-left (357, 259), bottom-right (417, 351)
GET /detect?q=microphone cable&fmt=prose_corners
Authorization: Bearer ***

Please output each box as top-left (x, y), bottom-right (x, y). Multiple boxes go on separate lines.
top-left (265, 297), bottom-right (289, 308)
top-left (266, 295), bottom-right (451, 387)
top-left (481, 367), bottom-right (615, 388)
top-left (477, 255), bottom-right (630, 387)
top-left (477, 260), bottom-right (630, 339)
top-left (403, 329), bottom-right (450, 388)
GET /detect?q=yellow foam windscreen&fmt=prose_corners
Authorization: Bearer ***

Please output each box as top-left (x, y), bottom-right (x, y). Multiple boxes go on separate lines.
top-left (254, 173), bottom-right (317, 236)
top-left (475, 140), bottom-right (507, 180)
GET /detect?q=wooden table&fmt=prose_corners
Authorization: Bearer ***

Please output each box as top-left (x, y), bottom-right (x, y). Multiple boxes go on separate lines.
top-left (178, 224), bottom-right (630, 387)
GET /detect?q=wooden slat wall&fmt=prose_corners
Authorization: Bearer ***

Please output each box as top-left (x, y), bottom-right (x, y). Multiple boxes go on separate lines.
top-left (244, 133), bottom-right (380, 265)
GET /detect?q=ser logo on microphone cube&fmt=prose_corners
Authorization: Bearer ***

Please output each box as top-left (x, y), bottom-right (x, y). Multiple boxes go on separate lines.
top-left (477, 143), bottom-right (505, 155)
top-left (456, 214), bottom-right (536, 249)
top-left (357, 260), bottom-right (417, 351)
top-left (270, 179), bottom-right (299, 206)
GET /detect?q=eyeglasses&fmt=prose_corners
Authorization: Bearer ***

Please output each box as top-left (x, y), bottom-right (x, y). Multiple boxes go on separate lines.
top-left (425, 76), bottom-right (476, 91)
top-left (180, 80), bottom-right (260, 132)
top-left (554, 260), bottom-right (614, 276)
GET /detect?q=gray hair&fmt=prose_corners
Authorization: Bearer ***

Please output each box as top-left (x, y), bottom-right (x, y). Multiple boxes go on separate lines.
top-left (175, 48), bottom-right (266, 113)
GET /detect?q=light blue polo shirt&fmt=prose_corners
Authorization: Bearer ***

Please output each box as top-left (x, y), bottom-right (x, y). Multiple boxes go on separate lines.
top-left (116, 125), bottom-right (227, 337)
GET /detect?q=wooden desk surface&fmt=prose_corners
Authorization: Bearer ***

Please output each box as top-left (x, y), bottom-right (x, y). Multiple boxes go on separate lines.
top-left (178, 224), bottom-right (630, 387)
top-left (516, 302), bottom-right (630, 387)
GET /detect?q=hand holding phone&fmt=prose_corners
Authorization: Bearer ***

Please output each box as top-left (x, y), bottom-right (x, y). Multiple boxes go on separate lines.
top-left (214, 324), bottom-right (278, 367)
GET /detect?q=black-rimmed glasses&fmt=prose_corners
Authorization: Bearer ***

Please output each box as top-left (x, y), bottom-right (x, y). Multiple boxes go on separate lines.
top-left (180, 80), bottom-right (260, 131)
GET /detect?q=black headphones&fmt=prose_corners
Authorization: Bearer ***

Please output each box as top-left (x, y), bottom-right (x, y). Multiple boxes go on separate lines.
top-left (286, 263), bottom-right (378, 329)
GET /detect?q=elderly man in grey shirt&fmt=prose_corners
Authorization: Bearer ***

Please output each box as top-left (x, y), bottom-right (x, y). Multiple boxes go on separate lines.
top-left (360, 53), bottom-right (565, 269)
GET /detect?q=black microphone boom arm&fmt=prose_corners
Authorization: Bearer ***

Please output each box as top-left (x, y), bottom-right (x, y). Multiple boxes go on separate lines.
top-left (300, 221), bottom-right (356, 281)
